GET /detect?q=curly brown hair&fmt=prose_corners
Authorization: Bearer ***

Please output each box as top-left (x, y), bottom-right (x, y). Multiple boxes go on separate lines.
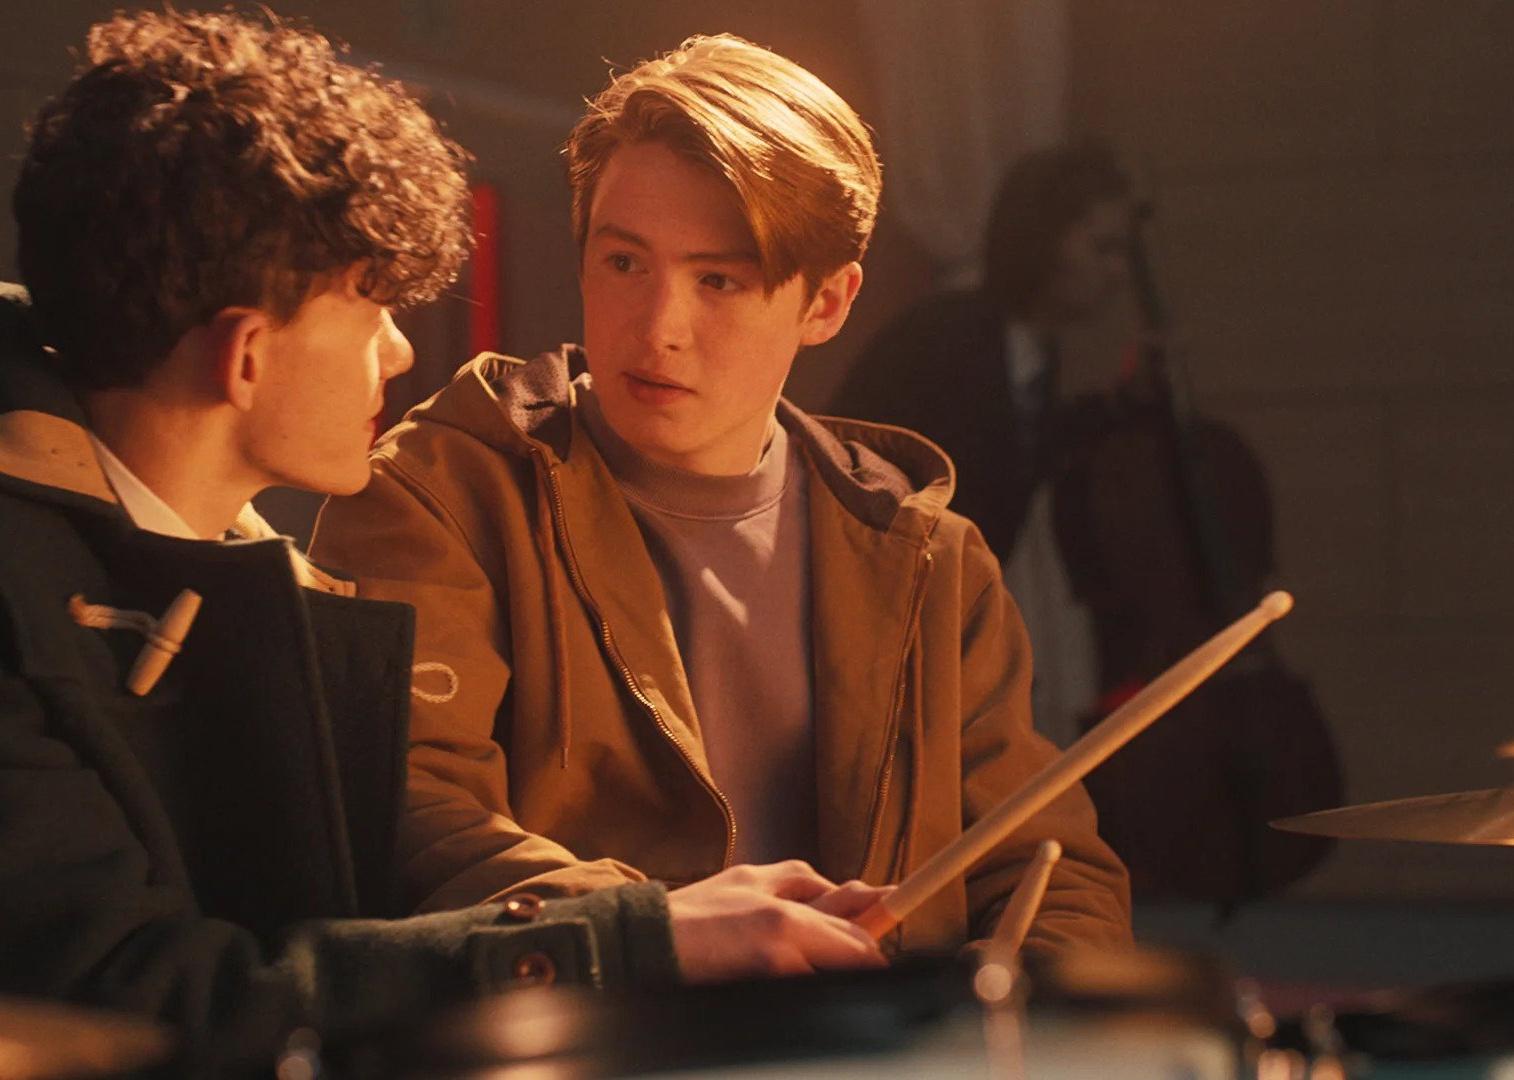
top-left (566, 35), bottom-right (881, 299)
top-left (13, 9), bottom-right (472, 390)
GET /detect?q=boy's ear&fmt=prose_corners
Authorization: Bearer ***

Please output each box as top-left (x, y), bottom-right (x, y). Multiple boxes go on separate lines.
top-left (204, 308), bottom-right (271, 412)
top-left (799, 261), bottom-right (864, 347)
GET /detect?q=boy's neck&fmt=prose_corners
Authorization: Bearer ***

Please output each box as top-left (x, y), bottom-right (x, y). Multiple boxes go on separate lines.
top-left (82, 385), bottom-right (259, 540)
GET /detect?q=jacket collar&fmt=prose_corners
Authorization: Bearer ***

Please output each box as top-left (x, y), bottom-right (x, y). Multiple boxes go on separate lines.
top-left (0, 283), bottom-right (353, 597)
top-left (397, 345), bottom-right (959, 540)
top-left (0, 284), bottom-right (122, 511)
top-left (779, 403), bottom-right (955, 544)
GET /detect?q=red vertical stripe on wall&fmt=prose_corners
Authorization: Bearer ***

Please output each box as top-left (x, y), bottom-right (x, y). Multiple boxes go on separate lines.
top-left (470, 183), bottom-right (502, 355)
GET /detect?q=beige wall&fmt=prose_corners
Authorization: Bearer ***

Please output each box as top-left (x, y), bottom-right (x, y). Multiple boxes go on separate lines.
top-left (1066, 1), bottom-right (1514, 900)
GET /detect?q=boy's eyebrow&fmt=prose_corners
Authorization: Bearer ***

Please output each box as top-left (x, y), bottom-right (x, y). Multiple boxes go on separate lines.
top-left (591, 223), bottom-right (650, 249)
top-left (591, 221), bottom-right (761, 265)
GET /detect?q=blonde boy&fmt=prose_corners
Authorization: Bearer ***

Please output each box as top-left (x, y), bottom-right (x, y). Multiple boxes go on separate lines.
top-left (315, 35), bottom-right (1131, 958)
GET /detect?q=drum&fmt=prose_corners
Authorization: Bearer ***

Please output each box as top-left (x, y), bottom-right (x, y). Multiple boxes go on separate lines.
top-left (330, 957), bottom-right (971, 1078)
top-left (1019, 947), bottom-right (1254, 1080)
top-left (321, 948), bottom-right (1258, 1079)
top-left (1273, 979), bottom-right (1514, 1068)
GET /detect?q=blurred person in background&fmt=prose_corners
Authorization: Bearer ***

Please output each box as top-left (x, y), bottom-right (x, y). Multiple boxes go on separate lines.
top-left (832, 143), bottom-right (1133, 749)
top-left (834, 142), bottom-right (1339, 907)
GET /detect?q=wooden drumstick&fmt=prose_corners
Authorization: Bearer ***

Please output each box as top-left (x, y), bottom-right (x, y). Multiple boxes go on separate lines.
top-left (855, 590), bottom-right (1294, 941)
top-left (990, 839), bottom-right (1062, 960)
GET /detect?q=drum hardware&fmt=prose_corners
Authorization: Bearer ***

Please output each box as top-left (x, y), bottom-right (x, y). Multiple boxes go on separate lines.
top-left (1328, 980), bottom-right (1514, 1064)
top-left (1271, 787), bottom-right (1514, 846)
top-left (973, 952), bottom-right (1030, 1080)
top-left (1297, 1005), bottom-right (1351, 1080)
top-left (1018, 946), bottom-right (1256, 1079)
top-left (276, 1027), bottom-right (325, 1080)
top-left (974, 838), bottom-right (1062, 1079)
top-left (1236, 981), bottom-right (1310, 1080)
top-left (1270, 789), bottom-right (1514, 1075)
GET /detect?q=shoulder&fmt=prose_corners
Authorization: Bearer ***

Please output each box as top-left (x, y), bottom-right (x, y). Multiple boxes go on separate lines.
top-left (0, 487), bottom-right (113, 594)
top-left (782, 401), bottom-right (955, 535)
top-left (929, 505), bottom-right (1004, 594)
top-left (0, 491), bottom-right (116, 679)
top-left (314, 374), bottom-right (547, 573)
top-left (368, 347), bottom-right (582, 490)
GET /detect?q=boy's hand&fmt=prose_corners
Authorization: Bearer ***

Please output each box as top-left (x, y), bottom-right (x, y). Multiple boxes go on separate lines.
top-left (667, 861), bottom-right (891, 983)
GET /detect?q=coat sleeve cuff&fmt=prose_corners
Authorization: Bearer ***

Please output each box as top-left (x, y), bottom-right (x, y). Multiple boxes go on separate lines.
top-left (466, 882), bottom-right (679, 993)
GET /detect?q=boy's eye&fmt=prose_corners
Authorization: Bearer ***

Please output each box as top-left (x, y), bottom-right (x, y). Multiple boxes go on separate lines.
top-left (702, 272), bottom-right (736, 292)
top-left (609, 253), bottom-right (635, 272)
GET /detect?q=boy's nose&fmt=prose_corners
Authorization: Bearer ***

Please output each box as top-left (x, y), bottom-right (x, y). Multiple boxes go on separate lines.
top-left (380, 309), bottom-right (415, 377)
top-left (643, 278), bottom-right (694, 352)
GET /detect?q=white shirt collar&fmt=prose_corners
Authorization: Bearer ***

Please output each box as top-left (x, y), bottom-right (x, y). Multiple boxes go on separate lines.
top-left (87, 433), bottom-right (205, 540)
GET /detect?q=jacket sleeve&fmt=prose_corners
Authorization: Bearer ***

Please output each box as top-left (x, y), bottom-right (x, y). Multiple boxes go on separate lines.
top-left (311, 456), bottom-right (645, 913)
top-left (955, 530), bottom-right (1134, 957)
top-left (0, 662), bottom-right (679, 1074)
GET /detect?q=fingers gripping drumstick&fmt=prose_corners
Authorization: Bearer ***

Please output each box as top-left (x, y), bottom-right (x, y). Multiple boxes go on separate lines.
top-left (854, 591), bottom-right (1295, 941)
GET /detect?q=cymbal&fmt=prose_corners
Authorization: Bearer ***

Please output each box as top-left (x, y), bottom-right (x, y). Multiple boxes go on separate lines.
top-left (1271, 787), bottom-right (1514, 846)
top-left (0, 997), bottom-right (173, 1078)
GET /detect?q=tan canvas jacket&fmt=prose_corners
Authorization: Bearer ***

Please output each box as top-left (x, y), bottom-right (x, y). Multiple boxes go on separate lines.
top-left (312, 349), bottom-right (1131, 957)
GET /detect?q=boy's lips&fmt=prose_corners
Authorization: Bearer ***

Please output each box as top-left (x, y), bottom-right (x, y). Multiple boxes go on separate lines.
top-left (625, 368), bottom-right (691, 391)
top-left (623, 370), bottom-right (694, 405)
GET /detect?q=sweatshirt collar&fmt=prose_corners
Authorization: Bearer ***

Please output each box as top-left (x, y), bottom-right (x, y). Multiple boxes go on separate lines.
top-left (403, 347), bottom-right (955, 542)
top-left (576, 374), bottom-right (792, 521)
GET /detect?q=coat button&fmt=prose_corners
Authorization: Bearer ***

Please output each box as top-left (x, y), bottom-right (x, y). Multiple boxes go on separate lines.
top-left (501, 892), bottom-right (545, 922)
top-left (512, 951), bottom-right (557, 986)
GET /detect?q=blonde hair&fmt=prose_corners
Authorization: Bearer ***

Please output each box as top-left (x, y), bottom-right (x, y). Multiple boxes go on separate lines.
top-left (566, 34), bottom-right (881, 295)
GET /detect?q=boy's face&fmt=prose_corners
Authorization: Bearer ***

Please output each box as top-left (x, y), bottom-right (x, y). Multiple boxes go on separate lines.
top-left (241, 280), bottom-right (413, 494)
top-left (580, 141), bottom-right (834, 476)
top-left (1043, 197), bottom-right (1131, 324)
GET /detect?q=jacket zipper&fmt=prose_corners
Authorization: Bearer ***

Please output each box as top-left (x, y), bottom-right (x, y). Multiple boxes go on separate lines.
top-left (535, 450), bottom-right (738, 869)
top-left (859, 547), bottom-right (933, 880)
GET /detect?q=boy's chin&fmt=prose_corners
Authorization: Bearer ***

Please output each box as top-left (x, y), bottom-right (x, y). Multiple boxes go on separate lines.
top-left (325, 472), bottom-right (372, 497)
top-left (301, 464), bottom-right (372, 499)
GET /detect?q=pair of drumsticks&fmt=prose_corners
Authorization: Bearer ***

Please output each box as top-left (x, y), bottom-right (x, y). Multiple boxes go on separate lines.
top-left (853, 591), bottom-right (1295, 941)
top-left (110, 588), bottom-right (1291, 943)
